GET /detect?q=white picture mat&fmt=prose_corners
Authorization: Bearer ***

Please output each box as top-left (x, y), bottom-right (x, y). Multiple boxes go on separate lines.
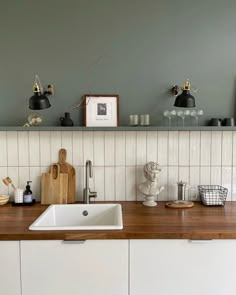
top-left (85, 96), bottom-right (118, 127)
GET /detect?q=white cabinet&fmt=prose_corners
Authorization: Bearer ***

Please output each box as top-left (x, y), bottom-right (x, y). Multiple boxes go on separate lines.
top-left (21, 240), bottom-right (128, 295)
top-left (130, 239), bottom-right (236, 295)
top-left (0, 241), bottom-right (21, 295)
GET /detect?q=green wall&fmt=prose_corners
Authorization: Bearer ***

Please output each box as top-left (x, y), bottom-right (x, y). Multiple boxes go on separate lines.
top-left (1, 0), bottom-right (236, 126)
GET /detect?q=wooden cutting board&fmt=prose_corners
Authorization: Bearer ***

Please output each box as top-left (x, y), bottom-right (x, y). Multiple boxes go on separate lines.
top-left (165, 201), bottom-right (194, 209)
top-left (41, 164), bottom-right (68, 204)
top-left (57, 149), bottom-right (76, 203)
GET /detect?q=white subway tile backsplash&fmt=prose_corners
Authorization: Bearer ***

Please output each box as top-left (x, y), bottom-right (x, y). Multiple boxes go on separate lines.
top-left (200, 167), bottom-right (211, 185)
top-left (1, 130), bottom-right (236, 202)
top-left (18, 132), bottom-right (29, 167)
top-left (210, 166), bottom-right (221, 185)
top-left (157, 131), bottom-right (168, 165)
top-left (105, 132), bottom-right (115, 166)
top-left (179, 132), bottom-right (189, 166)
top-left (211, 131), bottom-right (222, 166)
top-left (29, 131), bottom-right (40, 167)
top-left (136, 131), bottom-right (147, 166)
top-left (83, 132), bottom-right (94, 163)
top-left (200, 132), bottom-right (211, 166)
top-left (7, 131), bottom-right (18, 166)
top-left (0, 132), bottom-right (7, 166)
top-left (40, 132), bottom-right (51, 166)
top-left (222, 131), bottom-right (233, 166)
top-left (126, 132), bottom-right (136, 166)
top-left (125, 167), bottom-right (136, 201)
top-left (105, 167), bottom-right (115, 201)
top-left (168, 131), bottom-right (179, 166)
top-left (94, 132), bottom-right (105, 166)
top-left (72, 131), bottom-right (83, 166)
top-left (115, 132), bottom-right (126, 166)
top-left (189, 131), bottom-right (200, 166)
top-left (146, 131), bottom-right (157, 163)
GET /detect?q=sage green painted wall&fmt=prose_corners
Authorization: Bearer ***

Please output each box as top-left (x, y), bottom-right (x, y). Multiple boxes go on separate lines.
top-left (0, 0), bottom-right (236, 126)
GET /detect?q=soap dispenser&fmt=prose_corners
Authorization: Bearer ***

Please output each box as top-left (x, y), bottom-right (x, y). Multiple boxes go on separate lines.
top-left (23, 181), bottom-right (33, 203)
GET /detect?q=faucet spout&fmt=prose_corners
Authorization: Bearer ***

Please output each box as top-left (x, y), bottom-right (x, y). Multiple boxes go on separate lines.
top-left (83, 160), bottom-right (97, 204)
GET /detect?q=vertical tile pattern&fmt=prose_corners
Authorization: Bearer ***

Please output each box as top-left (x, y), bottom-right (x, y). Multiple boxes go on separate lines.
top-left (0, 132), bottom-right (7, 166)
top-left (115, 167), bottom-right (126, 201)
top-left (104, 167), bottom-right (115, 201)
top-left (94, 131), bottom-right (105, 166)
top-left (125, 132), bottom-right (136, 166)
top-left (189, 131), bottom-right (200, 166)
top-left (40, 131), bottom-right (51, 166)
top-left (222, 132), bottom-right (233, 166)
top-left (211, 131), bottom-right (222, 166)
top-left (104, 132), bottom-right (115, 166)
top-left (179, 131), bottom-right (189, 166)
top-left (7, 131), bottom-right (18, 166)
top-left (136, 131), bottom-right (147, 166)
top-left (168, 131), bottom-right (179, 166)
top-left (1, 130), bottom-right (236, 202)
top-left (72, 131), bottom-right (83, 166)
top-left (29, 132), bottom-right (40, 166)
top-left (200, 131), bottom-right (211, 166)
top-left (157, 131), bottom-right (168, 165)
top-left (115, 132), bottom-right (125, 166)
top-left (146, 132), bottom-right (157, 163)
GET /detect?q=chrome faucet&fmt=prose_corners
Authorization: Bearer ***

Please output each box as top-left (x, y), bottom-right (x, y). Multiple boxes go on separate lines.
top-left (83, 160), bottom-right (97, 204)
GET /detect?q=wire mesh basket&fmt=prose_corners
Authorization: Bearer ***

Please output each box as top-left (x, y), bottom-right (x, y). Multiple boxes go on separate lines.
top-left (198, 185), bottom-right (228, 206)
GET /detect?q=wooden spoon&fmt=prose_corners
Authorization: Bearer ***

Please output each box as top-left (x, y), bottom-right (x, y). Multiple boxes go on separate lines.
top-left (2, 177), bottom-right (16, 190)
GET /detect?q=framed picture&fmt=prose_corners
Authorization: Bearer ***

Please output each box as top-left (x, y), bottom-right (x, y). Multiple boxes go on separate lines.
top-left (83, 94), bottom-right (119, 127)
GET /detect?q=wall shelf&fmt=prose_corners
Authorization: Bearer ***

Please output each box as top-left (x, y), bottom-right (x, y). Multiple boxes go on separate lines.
top-left (0, 126), bottom-right (236, 131)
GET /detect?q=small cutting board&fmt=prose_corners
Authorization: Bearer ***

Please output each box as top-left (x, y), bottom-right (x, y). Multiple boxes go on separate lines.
top-left (41, 164), bottom-right (68, 204)
top-left (57, 149), bottom-right (76, 203)
top-left (165, 201), bottom-right (194, 209)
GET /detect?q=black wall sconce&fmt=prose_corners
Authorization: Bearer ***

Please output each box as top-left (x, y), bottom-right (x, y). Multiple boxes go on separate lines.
top-left (29, 75), bottom-right (54, 110)
top-left (172, 80), bottom-right (196, 108)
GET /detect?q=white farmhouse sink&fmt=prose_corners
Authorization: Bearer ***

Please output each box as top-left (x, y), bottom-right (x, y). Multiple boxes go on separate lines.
top-left (29, 204), bottom-right (123, 230)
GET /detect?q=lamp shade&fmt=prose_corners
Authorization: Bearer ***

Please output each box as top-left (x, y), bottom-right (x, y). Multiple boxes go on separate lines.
top-left (173, 80), bottom-right (196, 108)
top-left (29, 92), bottom-right (51, 110)
top-left (174, 90), bottom-right (196, 108)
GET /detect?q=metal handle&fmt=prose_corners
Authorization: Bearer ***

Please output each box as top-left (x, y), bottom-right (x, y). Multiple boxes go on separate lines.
top-left (63, 240), bottom-right (86, 244)
top-left (189, 240), bottom-right (212, 244)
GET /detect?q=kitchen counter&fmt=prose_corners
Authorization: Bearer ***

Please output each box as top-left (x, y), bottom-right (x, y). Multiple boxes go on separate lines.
top-left (1, 201), bottom-right (236, 240)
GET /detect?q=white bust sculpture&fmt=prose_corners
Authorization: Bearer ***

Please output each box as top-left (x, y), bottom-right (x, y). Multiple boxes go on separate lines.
top-left (138, 161), bottom-right (165, 207)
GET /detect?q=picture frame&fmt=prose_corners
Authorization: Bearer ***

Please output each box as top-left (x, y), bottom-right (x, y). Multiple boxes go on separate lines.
top-left (83, 94), bottom-right (119, 127)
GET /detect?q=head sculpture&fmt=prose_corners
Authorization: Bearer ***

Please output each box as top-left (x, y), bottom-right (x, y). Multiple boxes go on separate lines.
top-left (144, 161), bottom-right (161, 182)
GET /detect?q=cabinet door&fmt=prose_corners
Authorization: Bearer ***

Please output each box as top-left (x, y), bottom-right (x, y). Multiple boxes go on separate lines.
top-left (21, 240), bottom-right (128, 295)
top-left (130, 239), bottom-right (236, 295)
top-left (0, 241), bottom-right (21, 295)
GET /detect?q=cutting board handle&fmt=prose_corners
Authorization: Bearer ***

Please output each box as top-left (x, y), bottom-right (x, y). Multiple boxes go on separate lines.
top-left (59, 148), bottom-right (67, 164)
top-left (50, 164), bottom-right (61, 179)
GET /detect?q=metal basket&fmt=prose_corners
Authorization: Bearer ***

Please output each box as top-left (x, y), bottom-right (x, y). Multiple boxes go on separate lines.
top-left (198, 185), bottom-right (228, 206)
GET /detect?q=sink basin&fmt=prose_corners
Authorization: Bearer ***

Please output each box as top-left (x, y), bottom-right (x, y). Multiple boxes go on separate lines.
top-left (29, 204), bottom-right (123, 230)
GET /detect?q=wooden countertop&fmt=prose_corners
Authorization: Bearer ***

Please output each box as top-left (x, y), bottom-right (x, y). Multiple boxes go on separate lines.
top-left (1, 201), bottom-right (236, 240)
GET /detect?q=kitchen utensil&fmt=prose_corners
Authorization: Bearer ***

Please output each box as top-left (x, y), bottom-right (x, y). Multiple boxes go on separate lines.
top-left (41, 163), bottom-right (68, 204)
top-left (165, 200), bottom-right (194, 208)
top-left (177, 181), bottom-right (187, 201)
top-left (57, 149), bottom-right (76, 203)
top-left (2, 177), bottom-right (16, 190)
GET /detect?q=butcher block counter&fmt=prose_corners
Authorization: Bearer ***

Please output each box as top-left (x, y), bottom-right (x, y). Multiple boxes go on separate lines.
top-left (1, 201), bottom-right (236, 240)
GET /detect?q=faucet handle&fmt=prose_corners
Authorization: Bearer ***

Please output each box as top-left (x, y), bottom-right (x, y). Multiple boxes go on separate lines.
top-left (89, 191), bottom-right (97, 203)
